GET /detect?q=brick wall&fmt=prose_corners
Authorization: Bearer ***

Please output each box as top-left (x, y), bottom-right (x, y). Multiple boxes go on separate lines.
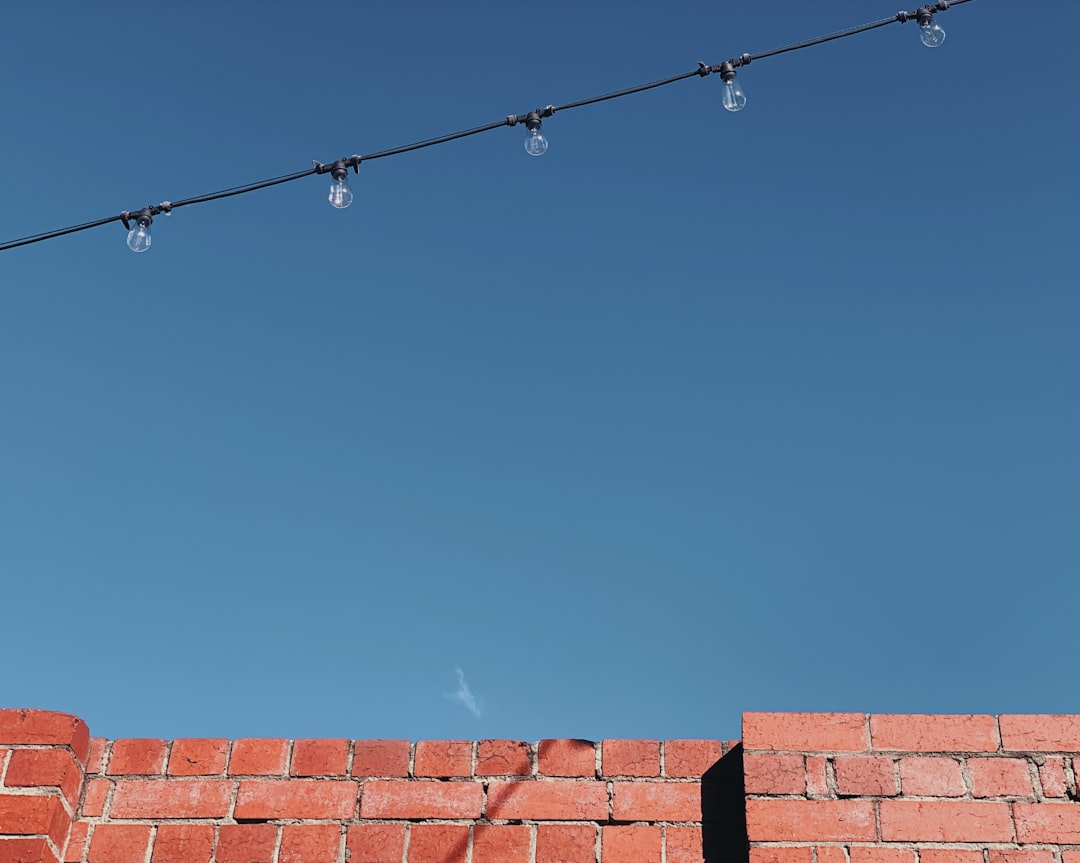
top-left (4, 709), bottom-right (1080, 863)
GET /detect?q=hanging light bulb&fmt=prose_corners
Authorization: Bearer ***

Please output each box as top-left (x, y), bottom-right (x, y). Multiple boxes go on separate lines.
top-left (126, 212), bottom-right (152, 253)
top-left (718, 61), bottom-right (747, 113)
top-left (916, 7), bottom-right (946, 47)
top-left (523, 112), bottom-right (548, 157)
top-left (328, 162), bottom-right (354, 209)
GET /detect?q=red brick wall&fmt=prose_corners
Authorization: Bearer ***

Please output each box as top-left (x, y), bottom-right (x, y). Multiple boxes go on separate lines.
top-left (5, 709), bottom-right (1080, 863)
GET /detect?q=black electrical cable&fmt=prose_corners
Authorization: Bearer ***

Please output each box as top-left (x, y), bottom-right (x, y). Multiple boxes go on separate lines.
top-left (0, 0), bottom-right (977, 255)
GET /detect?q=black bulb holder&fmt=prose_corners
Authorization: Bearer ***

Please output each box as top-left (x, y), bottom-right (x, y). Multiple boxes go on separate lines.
top-left (313, 155), bottom-right (362, 177)
top-left (897, 1), bottom-right (949, 25)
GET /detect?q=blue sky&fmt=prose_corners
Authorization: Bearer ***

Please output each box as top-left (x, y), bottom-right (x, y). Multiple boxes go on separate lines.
top-left (2, 1), bottom-right (1077, 743)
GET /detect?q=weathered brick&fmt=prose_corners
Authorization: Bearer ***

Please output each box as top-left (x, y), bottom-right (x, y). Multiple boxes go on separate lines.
top-left (611, 781), bottom-right (699, 821)
top-left (748, 848), bottom-right (812, 863)
top-left (0, 837), bottom-right (59, 863)
top-left (665, 740), bottom-right (723, 778)
top-left (346, 824), bottom-right (406, 863)
top-left (834, 756), bottom-right (897, 797)
top-left (988, 851), bottom-right (1056, 863)
top-left (81, 779), bottom-right (110, 818)
top-left (538, 740), bottom-right (595, 777)
top-left (110, 779), bottom-right (233, 819)
top-left (166, 739), bottom-right (228, 776)
top-left (743, 753), bottom-right (806, 796)
top-left (413, 741), bottom-right (471, 777)
top-left (488, 780), bottom-right (608, 821)
top-left (151, 824), bottom-right (215, 863)
top-left (106, 740), bottom-right (167, 775)
top-left (217, 824), bottom-right (278, 863)
top-left (5, 749), bottom-right (83, 810)
top-left (87, 825), bottom-right (152, 863)
top-left (291, 740), bottom-right (349, 777)
top-left (918, 851), bottom-right (985, 863)
top-left (0, 710), bottom-right (90, 764)
top-left (849, 848), bottom-right (915, 863)
top-left (228, 740), bottom-right (289, 776)
top-left (280, 825), bottom-right (340, 863)
top-left (476, 740), bottom-right (531, 776)
top-left (351, 741), bottom-right (410, 778)
top-left (359, 780), bottom-right (482, 819)
top-left (744, 713), bottom-right (868, 752)
top-left (65, 821), bottom-right (88, 863)
top-left (870, 715), bottom-right (999, 753)
top-left (473, 825), bottom-right (531, 863)
top-left (1039, 757), bottom-right (1068, 797)
top-left (1000, 715), bottom-right (1080, 751)
top-left (408, 824), bottom-right (468, 863)
top-left (0, 794), bottom-right (66, 841)
top-left (806, 756), bottom-right (829, 796)
top-left (745, 800), bottom-right (876, 842)
top-left (1015, 802), bottom-right (1080, 843)
top-left (85, 739), bottom-right (107, 775)
top-left (665, 827), bottom-right (702, 863)
top-left (967, 757), bottom-right (1033, 798)
top-left (898, 757), bottom-right (964, 797)
top-left (602, 740), bottom-right (659, 777)
top-left (879, 800), bottom-right (1014, 842)
top-left (536, 824), bottom-right (595, 863)
top-left (234, 779), bottom-right (356, 820)
top-left (602, 826), bottom-right (660, 863)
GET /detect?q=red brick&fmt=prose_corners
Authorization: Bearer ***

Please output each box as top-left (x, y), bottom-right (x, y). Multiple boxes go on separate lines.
top-left (612, 781), bottom-right (699, 821)
top-left (6, 749), bottom-right (83, 810)
top-left (898, 757), bottom-right (964, 797)
top-left (81, 780), bottom-right (109, 818)
top-left (0, 710), bottom-right (90, 765)
top-left (0, 794), bottom-right (66, 840)
top-left (806, 756), bottom-right (829, 796)
top-left (538, 740), bottom-right (595, 777)
top-left (106, 740), bottom-right (167, 775)
top-left (85, 739), bottom-right (107, 775)
top-left (413, 741), bottom-right (471, 777)
top-left (280, 825), bottom-right (340, 863)
top-left (110, 779), bottom-right (233, 818)
top-left (408, 824), bottom-right (468, 863)
top-left (870, 715), bottom-right (999, 753)
top-left (967, 757), bottom-right (1033, 798)
top-left (602, 740), bottom-right (660, 777)
top-left (87, 825), bottom-right (152, 863)
top-left (744, 713), bottom-right (868, 752)
top-left (346, 825), bottom-right (406, 863)
top-left (152, 824), bottom-right (214, 863)
top-left (602, 826), bottom-right (660, 863)
top-left (291, 740), bottom-right (349, 777)
top-left (166, 739), bottom-right (228, 776)
top-left (0, 837), bottom-right (59, 863)
top-left (351, 741), bottom-right (409, 778)
top-left (217, 825), bottom-right (278, 863)
top-left (744, 753), bottom-right (806, 795)
top-left (65, 821), bottom-right (88, 863)
top-left (536, 824), bottom-right (595, 863)
top-left (664, 827), bottom-right (702, 863)
top-left (817, 848), bottom-right (846, 863)
top-left (1064, 854), bottom-right (1080, 863)
top-left (879, 800), bottom-right (1014, 842)
top-left (745, 800), bottom-right (876, 842)
top-left (919, 851), bottom-right (985, 863)
top-left (235, 779), bottom-right (356, 820)
top-left (749, 848), bottom-right (812, 863)
top-left (1039, 757), bottom-right (1068, 797)
top-left (487, 780), bottom-right (608, 820)
top-left (988, 852), bottom-right (1056, 863)
top-left (665, 740), bottom-right (722, 778)
top-left (228, 740), bottom-right (289, 776)
top-left (476, 741), bottom-right (531, 776)
top-left (1001, 715), bottom-right (1080, 751)
top-left (359, 780), bottom-right (482, 819)
top-left (473, 825), bottom-right (531, 863)
top-left (834, 756), bottom-right (897, 797)
top-left (849, 849), bottom-right (915, 863)
top-left (1015, 802), bottom-right (1080, 843)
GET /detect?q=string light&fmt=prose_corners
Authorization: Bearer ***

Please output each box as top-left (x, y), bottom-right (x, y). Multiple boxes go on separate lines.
top-left (0, 0), bottom-right (977, 255)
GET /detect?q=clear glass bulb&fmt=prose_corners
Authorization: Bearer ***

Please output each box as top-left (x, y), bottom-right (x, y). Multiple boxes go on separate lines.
top-left (721, 78), bottom-right (747, 112)
top-left (524, 127), bottom-right (548, 157)
top-left (919, 17), bottom-right (946, 47)
top-left (126, 217), bottom-right (152, 253)
top-left (328, 174), bottom-right (353, 209)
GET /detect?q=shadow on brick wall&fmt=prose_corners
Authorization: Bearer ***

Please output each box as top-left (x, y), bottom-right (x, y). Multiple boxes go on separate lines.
top-left (701, 744), bottom-right (748, 863)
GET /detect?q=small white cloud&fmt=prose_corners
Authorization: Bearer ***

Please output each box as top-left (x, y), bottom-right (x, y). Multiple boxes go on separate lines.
top-left (446, 667), bottom-right (483, 718)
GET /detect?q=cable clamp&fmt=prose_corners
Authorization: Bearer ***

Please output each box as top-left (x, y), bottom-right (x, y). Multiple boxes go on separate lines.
top-left (158, 202), bottom-right (173, 216)
top-left (697, 61), bottom-right (711, 77)
top-left (506, 114), bottom-right (519, 126)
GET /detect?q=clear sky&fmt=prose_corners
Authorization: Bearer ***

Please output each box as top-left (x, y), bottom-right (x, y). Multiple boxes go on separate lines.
top-left (2, 1), bottom-right (1077, 743)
